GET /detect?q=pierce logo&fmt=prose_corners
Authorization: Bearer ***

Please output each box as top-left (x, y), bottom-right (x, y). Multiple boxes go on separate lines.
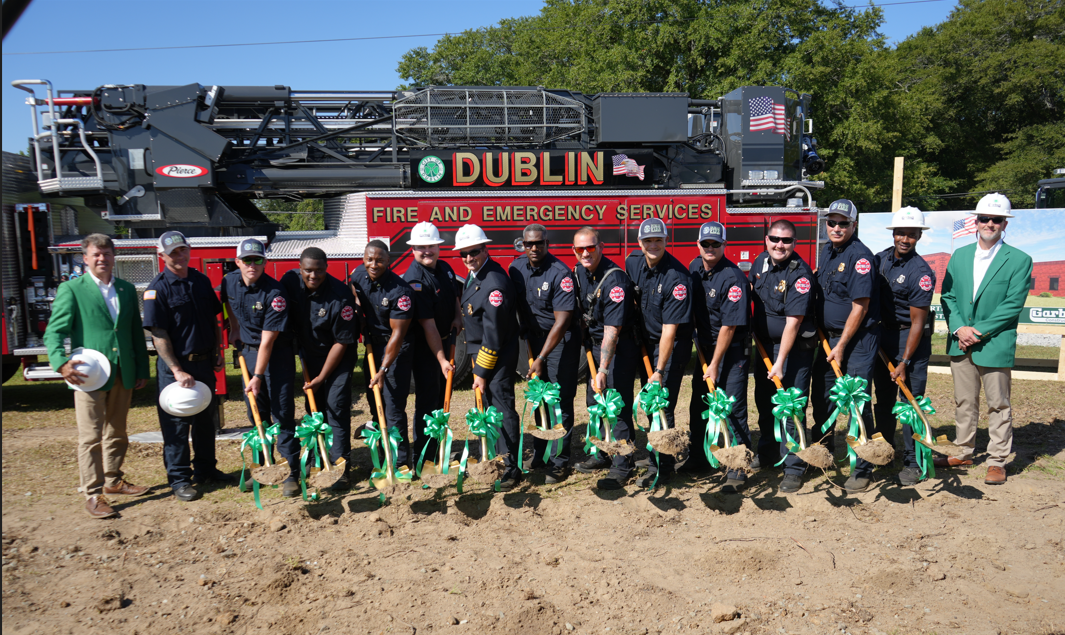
top-left (156, 164), bottom-right (207, 178)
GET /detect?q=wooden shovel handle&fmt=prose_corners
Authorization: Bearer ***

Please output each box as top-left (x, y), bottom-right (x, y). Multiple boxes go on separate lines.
top-left (301, 364), bottom-right (319, 414)
top-left (584, 349), bottom-right (611, 442)
top-left (877, 348), bottom-right (934, 437)
top-left (473, 386), bottom-right (489, 459)
top-left (753, 334), bottom-right (807, 449)
top-left (817, 329), bottom-right (844, 378)
top-left (695, 343), bottom-right (731, 447)
top-left (639, 344), bottom-right (655, 377)
top-left (237, 354), bottom-right (272, 467)
top-left (366, 346), bottom-right (396, 485)
top-left (443, 340), bottom-right (456, 413)
top-left (526, 342), bottom-right (551, 428)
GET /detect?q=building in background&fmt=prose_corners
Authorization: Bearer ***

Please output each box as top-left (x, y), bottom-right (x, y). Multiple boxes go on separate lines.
top-left (1030, 261), bottom-right (1065, 297)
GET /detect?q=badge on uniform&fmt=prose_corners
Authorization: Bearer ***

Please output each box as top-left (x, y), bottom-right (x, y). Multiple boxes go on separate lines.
top-left (837, 262), bottom-right (846, 272)
top-left (381, 297), bottom-right (389, 307)
top-left (560, 277), bottom-right (574, 293)
top-left (709, 288), bottom-right (717, 298)
top-left (448, 271), bottom-right (454, 279)
top-left (541, 281), bottom-right (549, 291)
top-left (855, 258), bottom-right (871, 275)
top-left (489, 290), bottom-right (504, 307)
top-left (776, 280), bottom-right (787, 293)
top-left (919, 275), bottom-right (933, 291)
top-left (609, 286), bottom-right (625, 303)
top-left (254, 301), bottom-right (263, 311)
top-left (341, 306), bottom-right (354, 321)
top-left (657, 284), bottom-right (662, 294)
top-left (795, 277), bottom-right (811, 294)
top-left (271, 297), bottom-right (286, 312)
top-left (318, 308), bottom-right (327, 317)
top-left (727, 285), bottom-right (742, 303)
top-left (397, 295), bottom-right (412, 311)
top-left (672, 284), bottom-right (687, 301)
top-left (896, 274), bottom-right (906, 284)
top-left (467, 303), bottom-right (473, 315)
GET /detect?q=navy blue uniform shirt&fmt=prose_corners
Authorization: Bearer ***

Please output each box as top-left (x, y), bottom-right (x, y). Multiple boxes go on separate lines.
top-left (460, 258), bottom-right (517, 378)
top-left (574, 256), bottom-right (633, 344)
top-left (402, 259), bottom-right (460, 341)
top-left (749, 251), bottom-right (818, 342)
top-left (509, 253), bottom-right (579, 337)
top-left (349, 265), bottom-right (415, 343)
top-left (875, 248), bottom-right (936, 328)
top-left (143, 267), bottom-right (222, 356)
top-left (220, 270), bottom-right (289, 346)
top-left (687, 256), bottom-right (749, 348)
top-left (625, 250), bottom-right (693, 344)
top-left (816, 235), bottom-right (881, 331)
top-left (279, 270), bottom-right (357, 357)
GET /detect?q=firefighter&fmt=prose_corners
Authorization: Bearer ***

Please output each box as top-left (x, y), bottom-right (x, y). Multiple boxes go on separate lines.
top-left (626, 217), bottom-right (694, 488)
top-left (811, 199), bottom-right (882, 494)
top-left (872, 207), bottom-right (936, 486)
top-left (221, 238), bottom-right (301, 497)
top-left (509, 223), bottom-right (581, 484)
top-left (455, 224), bottom-right (522, 490)
top-left (401, 222), bottom-right (461, 466)
top-left (144, 231), bottom-right (230, 503)
top-left (685, 222), bottom-right (752, 492)
top-left (749, 219), bottom-right (819, 493)
top-left (571, 226), bottom-right (639, 489)
top-left (350, 240), bottom-right (418, 471)
top-left (280, 247), bottom-right (359, 490)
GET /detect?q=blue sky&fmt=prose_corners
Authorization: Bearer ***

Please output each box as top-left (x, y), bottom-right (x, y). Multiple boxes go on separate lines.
top-left (2, 0), bottom-right (958, 153)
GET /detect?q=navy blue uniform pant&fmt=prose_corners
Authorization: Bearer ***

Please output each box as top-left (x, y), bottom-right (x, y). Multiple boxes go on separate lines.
top-left (811, 326), bottom-right (880, 478)
top-left (585, 337), bottom-right (639, 478)
top-left (240, 344), bottom-right (299, 478)
top-left (687, 342), bottom-right (750, 474)
top-left (471, 338), bottom-right (521, 479)
top-left (528, 332), bottom-right (581, 469)
top-left (411, 333), bottom-right (453, 469)
top-left (873, 327), bottom-right (931, 468)
top-left (157, 357), bottom-right (218, 490)
top-left (364, 340), bottom-right (414, 468)
top-left (638, 339), bottom-right (693, 475)
top-left (302, 352), bottom-right (354, 466)
top-left (754, 341), bottom-right (814, 476)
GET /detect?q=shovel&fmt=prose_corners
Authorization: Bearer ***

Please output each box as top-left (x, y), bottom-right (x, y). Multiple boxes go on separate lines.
top-left (302, 366), bottom-right (346, 489)
top-left (237, 355), bottom-right (289, 486)
top-left (365, 347), bottom-right (410, 490)
top-left (420, 340), bottom-right (462, 477)
top-left (584, 349), bottom-right (634, 457)
top-left (754, 335), bottom-right (833, 469)
top-left (695, 344), bottom-right (752, 471)
top-left (526, 343), bottom-right (566, 441)
top-left (877, 349), bottom-right (968, 458)
top-left (465, 386), bottom-right (507, 484)
top-left (818, 330), bottom-right (894, 466)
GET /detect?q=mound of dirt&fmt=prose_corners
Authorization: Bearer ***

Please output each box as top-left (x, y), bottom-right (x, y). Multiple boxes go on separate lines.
top-left (797, 443), bottom-right (834, 469)
top-left (530, 426), bottom-right (566, 440)
top-left (647, 429), bottom-right (690, 456)
top-left (589, 438), bottom-right (635, 456)
top-left (854, 439), bottom-right (894, 466)
top-left (713, 445), bottom-right (753, 472)
top-left (468, 457), bottom-right (507, 484)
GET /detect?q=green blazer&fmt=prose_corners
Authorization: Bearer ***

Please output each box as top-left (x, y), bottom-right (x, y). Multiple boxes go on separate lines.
top-left (941, 241), bottom-right (1033, 368)
top-left (44, 273), bottom-right (151, 391)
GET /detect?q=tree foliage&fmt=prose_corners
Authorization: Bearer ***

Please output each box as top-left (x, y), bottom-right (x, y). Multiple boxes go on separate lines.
top-left (397, 0), bottom-right (1064, 210)
top-left (255, 198), bottom-right (325, 231)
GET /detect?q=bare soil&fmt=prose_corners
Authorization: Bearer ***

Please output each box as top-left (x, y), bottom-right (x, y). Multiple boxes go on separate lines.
top-left (796, 444), bottom-right (835, 470)
top-left (3, 369), bottom-right (1065, 635)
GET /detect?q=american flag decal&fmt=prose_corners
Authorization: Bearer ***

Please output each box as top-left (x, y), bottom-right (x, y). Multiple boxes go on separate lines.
top-left (612, 154), bottom-right (645, 181)
top-left (749, 96), bottom-right (789, 137)
top-left (952, 217), bottom-right (977, 239)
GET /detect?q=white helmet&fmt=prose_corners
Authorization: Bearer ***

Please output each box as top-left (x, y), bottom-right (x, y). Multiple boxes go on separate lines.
top-left (66, 347), bottom-right (111, 392)
top-left (159, 381), bottom-right (213, 417)
top-left (407, 221), bottom-right (444, 246)
top-left (973, 193), bottom-right (1014, 218)
top-left (886, 206), bottom-right (930, 230)
top-left (453, 224), bottom-right (492, 251)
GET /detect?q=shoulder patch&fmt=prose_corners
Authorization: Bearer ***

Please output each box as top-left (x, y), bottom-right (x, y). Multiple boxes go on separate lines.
top-left (672, 284), bottom-right (688, 301)
top-left (143, 290), bottom-right (157, 300)
top-left (795, 277), bottom-right (811, 295)
top-left (489, 290), bottom-right (504, 307)
top-left (855, 258), bottom-right (871, 275)
top-left (560, 277), bottom-right (574, 293)
top-left (919, 275), bottom-right (933, 292)
top-left (727, 285), bottom-right (742, 303)
top-left (410, 282), bottom-right (422, 291)
top-left (271, 296), bottom-right (286, 312)
top-left (609, 286), bottom-right (625, 303)
top-left (397, 295), bottom-right (412, 311)
top-left (341, 306), bottom-right (354, 321)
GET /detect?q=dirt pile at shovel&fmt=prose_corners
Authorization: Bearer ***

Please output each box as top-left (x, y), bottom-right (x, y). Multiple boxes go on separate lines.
top-left (647, 429), bottom-right (690, 456)
top-left (713, 445), bottom-right (754, 472)
top-left (855, 439), bottom-right (894, 465)
top-left (796, 443), bottom-right (834, 469)
top-left (590, 438), bottom-right (635, 456)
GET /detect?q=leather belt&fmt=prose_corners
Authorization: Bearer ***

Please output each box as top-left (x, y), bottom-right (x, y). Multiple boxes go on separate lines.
top-left (185, 351), bottom-right (214, 362)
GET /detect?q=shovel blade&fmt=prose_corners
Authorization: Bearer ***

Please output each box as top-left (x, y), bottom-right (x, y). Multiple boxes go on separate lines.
top-left (420, 460), bottom-right (441, 477)
top-left (935, 434), bottom-right (953, 445)
top-left (846, 435), bottom-right (860, 449)
top-left (252, 459), bottom-right (290, 486)
top-left (870, 432), bottom-right (886, 441)
top-left (912, 433), bottom-right (936, 449)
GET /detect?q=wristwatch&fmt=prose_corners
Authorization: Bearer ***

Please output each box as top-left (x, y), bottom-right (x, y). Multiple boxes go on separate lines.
top-left (253, 373), bottom-right (266, 380)
top-left (900, 358), bottom-right (912, 367)
top-left (379, 366), bottom-right (390, 375)
top-left (535, 354), bottom-right (545, 362)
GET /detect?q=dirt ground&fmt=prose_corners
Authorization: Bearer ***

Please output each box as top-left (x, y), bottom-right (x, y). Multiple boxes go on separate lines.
top-left (3, 367), bottom-right (1064, 635)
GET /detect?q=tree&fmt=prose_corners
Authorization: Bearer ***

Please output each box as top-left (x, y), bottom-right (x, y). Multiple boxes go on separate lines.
top-left (255, 198), bottom-right (324, 231)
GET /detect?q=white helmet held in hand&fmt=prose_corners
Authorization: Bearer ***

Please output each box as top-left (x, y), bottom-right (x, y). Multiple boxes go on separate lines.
top-left (66, 348), bottom-right (111, 392)
top-left (973, 193), bottom-right (1014, 218)
top-left (453, 224), bottom-right (492, 251)
top-left (886, 206), bottom-right (930, 230)
top-left (159, 381), bottom-right (213, 417)
top-left (407, 222), bottom-right (444, 246)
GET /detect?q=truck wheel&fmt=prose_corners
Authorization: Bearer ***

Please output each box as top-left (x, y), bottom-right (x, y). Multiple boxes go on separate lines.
top-left (2, 362), bottom-right (19, 384)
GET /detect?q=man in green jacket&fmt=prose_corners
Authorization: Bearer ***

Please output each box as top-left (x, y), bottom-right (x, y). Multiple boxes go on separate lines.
top-left (941, 194), bottom-right (1033, 485)
top-left (45, 234), bottom-right (151, 518)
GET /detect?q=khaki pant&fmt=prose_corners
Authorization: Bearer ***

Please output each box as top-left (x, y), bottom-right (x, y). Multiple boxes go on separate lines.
top-left (73, 369), bottom-right (133, 497)
top-left (950, 353), bottom-right (1013, 467)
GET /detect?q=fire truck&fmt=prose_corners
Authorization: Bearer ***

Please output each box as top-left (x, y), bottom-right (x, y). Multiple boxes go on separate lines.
top-left (2, 79), bottom-right (827, 385)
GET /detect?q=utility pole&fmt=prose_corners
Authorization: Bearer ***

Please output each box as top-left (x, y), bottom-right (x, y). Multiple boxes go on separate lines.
top-left (892, 157), bottom-right (905, 213)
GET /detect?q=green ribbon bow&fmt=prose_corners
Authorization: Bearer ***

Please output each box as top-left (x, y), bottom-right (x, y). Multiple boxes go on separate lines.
top-left (635, 382), bottom-right (670, 489)
top-left (360, 421), bottom-right (411, 485)
top-left (820, 375), bottom-right (871, 471)
top-left (893, 395), bottom-right (937, 480)
top-left (771, 387), bottom-right (808, 466)
top-left (295, 413), bottom-right (332, 501)
top-left (417, 409), bottom-right (454, 477)
top-left (239, 424), bottom-right (278, 510)
top-left (701, 388), bottom-right (736, 468)
top-left (458, 406), bottom-right (505, 493)
top-left (586, 389), bottom-right (625, 456)
top-left (522, 376), bottom-right (566, 464)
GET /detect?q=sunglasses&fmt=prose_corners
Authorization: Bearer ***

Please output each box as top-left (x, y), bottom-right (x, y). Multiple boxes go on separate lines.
top-left (766, 235), bottom-right (795, 245)
top-left (976, 215), bottom-right (1005, 225)
top-left (699, 241), bottom-right (723, 249)
top-left (523, 240), bottom-right (546, 248)
top-left (826, 220), bottom-right (852, 228)
top-left (459, 247), bottom-right (485, 259)
top-left (241, 256), bottom-right (265, 265)
top-left (573, 245), bottom-right (598, 255)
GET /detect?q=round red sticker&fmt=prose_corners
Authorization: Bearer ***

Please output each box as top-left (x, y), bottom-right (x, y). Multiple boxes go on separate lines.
top-left (397, 295), bottom-right (411, 311)
top-left (727, 285), bottom-right (742, 302)
top-left (560, 277), bottom-right (574, 293)
top-left (795, 277), bottom-right (811, 294)
top-left (672, 284), bottom-right (687, 301)
top-left (271, 296), bottom-right (286, 312)
top-left (855, 258), bottom-right (871, 275)
top-left (489, 290), bottom-right (503, 307)
top-left (341, 306), bottom-right (354, 321)
top-left (609, 286), bottom-right (625, 303)
top-left (919, 275), bottom-right (933, 291)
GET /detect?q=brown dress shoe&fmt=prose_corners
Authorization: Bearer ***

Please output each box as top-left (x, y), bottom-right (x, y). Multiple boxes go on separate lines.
top-left (85, 495), bottom-right (118, 519)
top-left (985, 466), bottom-right (1007, 485)
top-left (933, 456), bottom-right (973, 468)
top-left (103, 480), bottom-right (150, 496)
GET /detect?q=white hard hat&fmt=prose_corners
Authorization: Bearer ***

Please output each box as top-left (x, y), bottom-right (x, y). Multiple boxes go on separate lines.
top-left (886, 206), bottom-right (930, 230)
top-left (66, 347), bottom-right (111, 392)
top-left (973, 193), bottom-right (1014, 218)
top-left (159, 381), bottom-right (213, 417)
top-left (453, 224), bottom-right (492, 251)
top-left (407, 222), bottom-right (444, 246)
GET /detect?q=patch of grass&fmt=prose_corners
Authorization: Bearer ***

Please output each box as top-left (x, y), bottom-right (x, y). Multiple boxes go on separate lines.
top-left (929, 333), bottom-right (1059, 360)
top-left (1023, 455), bottom-right (1065, 477)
